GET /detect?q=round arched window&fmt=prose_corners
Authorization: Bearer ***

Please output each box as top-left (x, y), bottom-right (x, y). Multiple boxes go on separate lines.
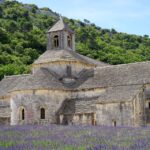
top-left (67, 35), bottom-right (72, 48)
top-left (40, 108), bottom-right (45, 119)
top-left (53, 35), bottom-right (59, 48)
top-left (22, 108), bottom-right (25, 120)
top-left (19, 107), bottom-right (25, 120)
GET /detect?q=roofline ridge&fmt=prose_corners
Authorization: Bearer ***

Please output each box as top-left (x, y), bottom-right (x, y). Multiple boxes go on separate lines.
top-left (48, 16), bottom-right (65, 32)
top-left (4, 74), bottom-right (30, 79)
top-left (77, 53), bottom-right (109, 65)
top-left (96, 60), bottom-right (150, 69)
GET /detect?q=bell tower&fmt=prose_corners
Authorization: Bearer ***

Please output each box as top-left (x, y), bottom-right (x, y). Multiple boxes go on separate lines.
top-left (47, 17), bottom-right (75, 51)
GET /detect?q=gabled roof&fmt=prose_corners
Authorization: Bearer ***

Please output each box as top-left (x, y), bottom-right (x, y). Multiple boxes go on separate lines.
top-left (33, 49), bottom-right (109, 67)
top-left (48, 17), bottom-right (74, 33)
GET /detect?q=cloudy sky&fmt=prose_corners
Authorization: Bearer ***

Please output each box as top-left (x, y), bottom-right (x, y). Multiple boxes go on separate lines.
top-left (18, 0), bottom-right (150, 36)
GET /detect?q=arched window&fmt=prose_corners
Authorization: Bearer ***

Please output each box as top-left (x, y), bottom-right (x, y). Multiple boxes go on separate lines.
top-left (67, 35), bottom-right (71, 48)
top-left (40, 108), bottom-right (45, 119)
top-left (54, 35), bottom-right (59, 48)
top-left (20, 108), bottom-right (25, 120)
top-left (22, 109), bottom-right (25, 120)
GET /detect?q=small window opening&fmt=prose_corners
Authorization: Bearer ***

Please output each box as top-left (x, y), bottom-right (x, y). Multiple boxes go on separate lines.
top-left (41, 108), bottom-right (45, 119)
top-left (113, 121), bottom-right (117, 127)
top-left (54, 35), bottom-right (59, 48)
top-left (67, 35), bottom-right (71, 48)
top-left (149, 102), bottom-right (150, 109)
top-left (21, 109), bottom-right (25, 120)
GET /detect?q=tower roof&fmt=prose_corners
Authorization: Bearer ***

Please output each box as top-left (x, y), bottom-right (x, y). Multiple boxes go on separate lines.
top-left (48, 17), bottom-right (74, 33)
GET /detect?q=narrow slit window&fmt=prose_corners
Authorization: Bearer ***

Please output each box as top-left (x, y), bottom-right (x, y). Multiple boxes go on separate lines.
top-left (54, 35), bottom-right (59, 48)
top-left (113, 121), bottom-right (116, 127)
top-left (67, 35), bottom-right (71, 48)
top-left (41, 108), bottom-right (45, 119)
top-left (22, 108), bottom-right (25, 120)
top-left (149, 102), bottom-right (150, 109)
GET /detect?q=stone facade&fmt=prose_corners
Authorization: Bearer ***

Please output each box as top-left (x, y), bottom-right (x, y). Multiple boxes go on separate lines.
top-left (96, 102), bottom-right (133, 126)
top-left (0, 17), bottom-right (150, 127)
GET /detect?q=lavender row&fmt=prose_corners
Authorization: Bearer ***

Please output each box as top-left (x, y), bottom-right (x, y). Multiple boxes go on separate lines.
top-left (0, 125), bottom-right (150, 150)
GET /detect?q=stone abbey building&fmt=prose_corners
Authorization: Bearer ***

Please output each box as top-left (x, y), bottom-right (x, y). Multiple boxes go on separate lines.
top-left (0, 18), bottom-right (150, 127)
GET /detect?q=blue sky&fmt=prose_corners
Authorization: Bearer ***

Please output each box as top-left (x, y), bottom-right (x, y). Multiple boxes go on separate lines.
top-left (17, 0), bottom-right (150, 36)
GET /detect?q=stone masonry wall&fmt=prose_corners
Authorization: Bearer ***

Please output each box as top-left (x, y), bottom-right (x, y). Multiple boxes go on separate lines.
top-left (11, 90), bottom-right (69, 125)
top-left (134, 90), bottom-right (146, 126)
top-left (32, 61), bottom-right (93, 75)
top-left (10, 88), bottom-right (103, 125)
top-left (96, 102), bottom-right (133, 126)
top-left (0, 98), bottom-right (10, 125)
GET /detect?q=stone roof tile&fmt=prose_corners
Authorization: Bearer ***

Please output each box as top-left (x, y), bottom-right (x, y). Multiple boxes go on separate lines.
top-left (33, 49), bottom-right (109, 67)
top-left (48, 17), bottom-right (74, 33)
top-left (97, 85), bottom-right (143, 102)
top-left (0, 75), bottom-right (29, 97)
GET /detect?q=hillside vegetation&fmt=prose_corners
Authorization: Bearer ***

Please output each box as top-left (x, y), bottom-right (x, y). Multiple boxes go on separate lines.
top-left (0, 0), bottom-right (150, 80)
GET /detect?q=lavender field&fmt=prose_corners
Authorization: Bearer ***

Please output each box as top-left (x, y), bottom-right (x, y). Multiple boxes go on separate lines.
top-left (0, 125), bottom-right (150, 150)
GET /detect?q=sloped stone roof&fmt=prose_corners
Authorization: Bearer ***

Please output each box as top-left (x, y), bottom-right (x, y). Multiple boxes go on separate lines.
top-left (11, 68), bottom-right (64, 91)
top-left (77, 61), bottom-right (150, 89)
top-left (48, 17), bottom-right (74, 33)
top-left (95, 61), bottom-right (150, 87)
top-left (9, 61), bottom-right (150, 91)
top-left (97, 85), bottom-right (143, 103)
top-left (1, 60), bottom-right (150, 101)
top-left (11, 68), bottom-right (93, 91)
top-left (1, 61), bottom-right (150, 95)
top-left (60, 85), bottom-right (142, 114)
top-left (77, 53), bottom-right (109, 66)
top-left (0, 75), bottom-right (29, 97)
top-left (33, 49), bottom-right (108, 67)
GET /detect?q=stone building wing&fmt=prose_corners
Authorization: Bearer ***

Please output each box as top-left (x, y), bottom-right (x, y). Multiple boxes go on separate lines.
top-left (58, 85), bottom-right (143, 116)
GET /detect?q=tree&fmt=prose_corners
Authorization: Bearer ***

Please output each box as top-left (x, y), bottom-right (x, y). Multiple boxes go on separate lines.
top-left (1, 0), bottom-right (150, 81)
top-left (0, 27), bottom-right (9, 43)
top-left (20, 21), bottom-right (33, 32)
top-left (0, 6), bottom-right (3, 17)
top-left (6, 21), bottom-right (18, 32)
